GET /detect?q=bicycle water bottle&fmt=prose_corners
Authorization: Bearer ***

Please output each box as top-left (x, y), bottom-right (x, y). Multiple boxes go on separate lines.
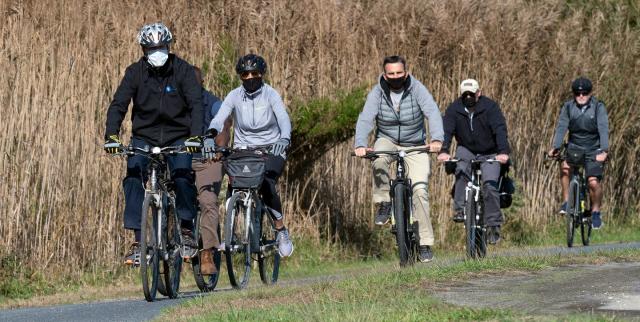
top-left (579, 188), bottom-right (585, 212)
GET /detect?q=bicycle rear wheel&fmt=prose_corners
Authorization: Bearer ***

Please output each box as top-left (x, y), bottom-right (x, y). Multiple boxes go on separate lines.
top-left (192, 213), bottom-right (221, 292)
top-left (580, 209), bottom-right (592, 246)
top-left (224, 192), bottom-right (252, 289)
top-left (393, 183), bottom-right (412, 266)
top-left (258, 208), bottom-right (280, 285)
top-left (140, 194), bottom-right (160, 302)
top-left (162, 195), bottom-right (182, 299)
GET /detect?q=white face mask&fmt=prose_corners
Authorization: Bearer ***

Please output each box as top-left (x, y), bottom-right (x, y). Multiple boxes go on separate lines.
top-left (146, 48), bottom-right (169, 67)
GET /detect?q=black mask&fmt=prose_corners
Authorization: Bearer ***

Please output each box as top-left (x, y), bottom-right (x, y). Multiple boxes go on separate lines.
top-left (386, 76), bottom-right (406, 90)
top-left (462, 96), bottom-right (477, 108)
top-left (242, 78), bottom-right (263, 93)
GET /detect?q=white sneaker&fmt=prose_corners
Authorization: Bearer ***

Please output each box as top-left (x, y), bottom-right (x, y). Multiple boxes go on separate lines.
top-left (276, 228), bottom-right (294, 257)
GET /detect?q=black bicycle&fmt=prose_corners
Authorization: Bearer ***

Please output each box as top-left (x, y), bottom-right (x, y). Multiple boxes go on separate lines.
top-left (220, 148), bottom-right (281, 289)
top-left (545, 153), bottom-right (592, 247)
top-left (354, 147), bottom-right (431, 267)
top-left (113, 145), bottom-right (187, 302)
top-left (445, 158), bottom-right (500, 259)
top-left (190, 205), bottom-right (222, 292)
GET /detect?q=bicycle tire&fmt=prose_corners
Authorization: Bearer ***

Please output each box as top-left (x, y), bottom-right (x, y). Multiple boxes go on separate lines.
top-left (224, 192), bottom-right (252, 289)
top-left (140, 194), bottom-right (160, 302)
top-left (162, 195), bottom-right (182, 299)
top-left (566, 181), bottom-right (579, 247)
top-left (475, 201), bottom-right (487, 259)
top-left (464, 189), bottom-right (478, 259)
top-left (258, 208), bottom-right (280, 285)
top-left (393, 183), bottom-right (412, 266)
top-left (192, 213), bottom-right (221, 292)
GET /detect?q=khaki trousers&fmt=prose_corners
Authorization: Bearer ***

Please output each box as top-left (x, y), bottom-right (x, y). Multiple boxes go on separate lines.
top-left (192, 160), bottom-right (223, 249)
top-left (372, 138), bottom-right (434, 246)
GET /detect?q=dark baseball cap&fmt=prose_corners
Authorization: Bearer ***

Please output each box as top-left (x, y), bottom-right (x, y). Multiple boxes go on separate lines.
top-left (572, 77), bottom-right (592, 94)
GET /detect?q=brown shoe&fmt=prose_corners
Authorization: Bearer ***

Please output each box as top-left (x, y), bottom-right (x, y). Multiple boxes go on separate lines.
top-left (200, 248), bottom-right (217, 275)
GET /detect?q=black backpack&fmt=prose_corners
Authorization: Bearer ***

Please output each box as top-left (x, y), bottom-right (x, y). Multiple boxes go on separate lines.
top-left (498, 163), bottom-right (516, 209)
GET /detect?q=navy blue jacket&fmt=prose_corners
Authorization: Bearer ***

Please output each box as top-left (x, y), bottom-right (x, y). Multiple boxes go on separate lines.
top-left (441, 96), bottom-right (510, 155)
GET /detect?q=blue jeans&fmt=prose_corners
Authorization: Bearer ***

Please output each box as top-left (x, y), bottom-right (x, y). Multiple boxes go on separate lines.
top-left (122, 137), bottom-right (196, 230)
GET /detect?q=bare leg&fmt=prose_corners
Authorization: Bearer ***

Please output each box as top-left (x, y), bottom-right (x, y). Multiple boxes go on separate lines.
top-left (274, 218), bottom-right (284, 230)
top-left (588, 177), bottom-right (603, 212)
top-left (561, 161), bottom-right (570, 202)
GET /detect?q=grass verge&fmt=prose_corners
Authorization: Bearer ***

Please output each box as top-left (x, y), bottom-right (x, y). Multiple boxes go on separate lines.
top-left (158, 248), bottom-right (640, 321)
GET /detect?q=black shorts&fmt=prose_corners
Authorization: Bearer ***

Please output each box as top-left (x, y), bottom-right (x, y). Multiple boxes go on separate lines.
top-left (564, 147), bottom-right (604, 180)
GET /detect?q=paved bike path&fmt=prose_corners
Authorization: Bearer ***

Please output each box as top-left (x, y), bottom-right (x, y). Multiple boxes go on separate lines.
top-left (0, 242), bottom-right (639, 321)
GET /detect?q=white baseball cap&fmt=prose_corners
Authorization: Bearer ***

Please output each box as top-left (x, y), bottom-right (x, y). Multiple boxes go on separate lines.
top-left (460, 79), bottom-right (480, 95)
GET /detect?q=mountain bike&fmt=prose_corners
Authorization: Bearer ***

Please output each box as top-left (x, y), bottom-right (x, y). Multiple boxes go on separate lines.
top-left (353, 147), bottom-right (431, 267)
top-left (114, 145), bottom-right (187, 302)
top-left (191, 205), bottom-right (222, 292)
top-left (446, 158), bottom-right (499, 259)
top-left (220, 148), bottom-right (281, 289)
top-left (545, 153), bottom-right (592, 247)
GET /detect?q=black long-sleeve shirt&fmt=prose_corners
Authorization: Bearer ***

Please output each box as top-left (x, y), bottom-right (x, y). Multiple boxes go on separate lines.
top-left (441, 96), bottom-right (511, 155)
top-left (105, 54), bottom-right (203, 146)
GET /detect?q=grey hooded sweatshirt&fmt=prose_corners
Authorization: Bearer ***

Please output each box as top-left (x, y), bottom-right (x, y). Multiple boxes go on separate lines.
top-left (355, 75), bottom-right (444, 147)
top-left (208, 84), bottom-right (291, 148)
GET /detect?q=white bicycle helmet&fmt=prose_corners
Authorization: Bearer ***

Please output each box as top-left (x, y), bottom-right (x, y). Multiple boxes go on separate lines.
top-left (137, 22), bottom-right (173, 48)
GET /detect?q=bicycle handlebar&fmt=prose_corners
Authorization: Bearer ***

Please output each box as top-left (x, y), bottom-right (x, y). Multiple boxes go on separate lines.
top-left (110, 145), bottom-right (190, 158)
top-left (351, 147), bottom-right (437, 160)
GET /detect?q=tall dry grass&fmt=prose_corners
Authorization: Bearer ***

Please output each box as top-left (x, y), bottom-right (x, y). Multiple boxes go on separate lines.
top-left (0, 0), bottom-right (639, 274)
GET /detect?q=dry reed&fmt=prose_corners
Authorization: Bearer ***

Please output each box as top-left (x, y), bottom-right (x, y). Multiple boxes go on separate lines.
top-left (0, 0), bottom-right (639, 274)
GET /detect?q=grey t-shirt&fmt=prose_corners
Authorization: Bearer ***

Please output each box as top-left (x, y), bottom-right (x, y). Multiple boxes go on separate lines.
top-left (390, 90), bottom-right (403, 112)
top-left (208, 84), bottom-right (291, 148)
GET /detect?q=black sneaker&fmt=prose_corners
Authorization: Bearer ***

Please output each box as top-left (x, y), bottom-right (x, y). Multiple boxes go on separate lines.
top-left (374, 202), bottom-right (392, 225)
top-left (418, 245), bottom-right (433, 262)
top-left (181, 228), bottom-right (197, 259)
top-left (124, 242), bottom-right (141, 267)
top-left (452, 211), bottom-right (464, 223)
top-left (487, 226), bottom-right (501, 245)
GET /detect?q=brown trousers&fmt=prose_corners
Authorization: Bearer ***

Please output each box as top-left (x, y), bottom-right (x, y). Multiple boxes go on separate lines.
top-left (192, 160), bottom-right (223, 249)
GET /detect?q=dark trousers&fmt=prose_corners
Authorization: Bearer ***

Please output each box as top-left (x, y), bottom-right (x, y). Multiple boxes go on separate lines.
top-left (453, 146), bottom-right (503, 227)
top-left (123, 137), bottom-right (196, 230)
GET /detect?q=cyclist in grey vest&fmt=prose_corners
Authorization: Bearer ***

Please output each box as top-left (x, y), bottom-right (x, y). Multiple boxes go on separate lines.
top-left (354, 55), bottom-right (444, 263)
top-left (548, 77), bottom-right (609, 229)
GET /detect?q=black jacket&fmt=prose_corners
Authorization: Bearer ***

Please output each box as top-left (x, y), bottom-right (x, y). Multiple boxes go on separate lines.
top-left (441, 96), bottom-right (510, 155)
top-left (105, 54), bottom-right (203, 146)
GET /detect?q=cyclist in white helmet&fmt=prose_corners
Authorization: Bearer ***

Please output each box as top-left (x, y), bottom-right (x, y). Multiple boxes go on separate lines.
top-left (104, 22), bottom-right (203, 265)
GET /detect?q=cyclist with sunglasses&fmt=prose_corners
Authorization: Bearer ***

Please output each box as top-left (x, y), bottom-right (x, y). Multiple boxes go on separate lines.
top-left (548, 77), bottom-right (609, 229)
top-left (437, 79), bottom-right (511, 244)
top-left (204, 54), bottom-right (294, 257)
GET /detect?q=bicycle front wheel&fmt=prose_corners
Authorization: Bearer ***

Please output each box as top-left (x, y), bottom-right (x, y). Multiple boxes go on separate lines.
top-left (258, 209), bottom-right (280, 285)
top-left (393, 183), bottom-right (412, 267)
top-left (566, 181), bottom-right (579, 248)
top-left (464, 190), bottom-right (479, 259)
top-left (162, 195), bottom-right (182, 299)
top-left (140, 194), bottom-right (160, 302)
top-left (224, 192), bottom-right (252, 289)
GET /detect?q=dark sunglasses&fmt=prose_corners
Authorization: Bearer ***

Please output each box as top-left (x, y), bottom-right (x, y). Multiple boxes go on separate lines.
top-left (461, 92), bottom-right (475, 99)
top-left (574, 91), bottom-right (591, 97)
top-left (240, 71), bottom-right (261, 79)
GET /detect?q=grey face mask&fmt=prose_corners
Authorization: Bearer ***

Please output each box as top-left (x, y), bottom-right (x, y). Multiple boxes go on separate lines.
top-left (146, 48), bottom-right (169, 67)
